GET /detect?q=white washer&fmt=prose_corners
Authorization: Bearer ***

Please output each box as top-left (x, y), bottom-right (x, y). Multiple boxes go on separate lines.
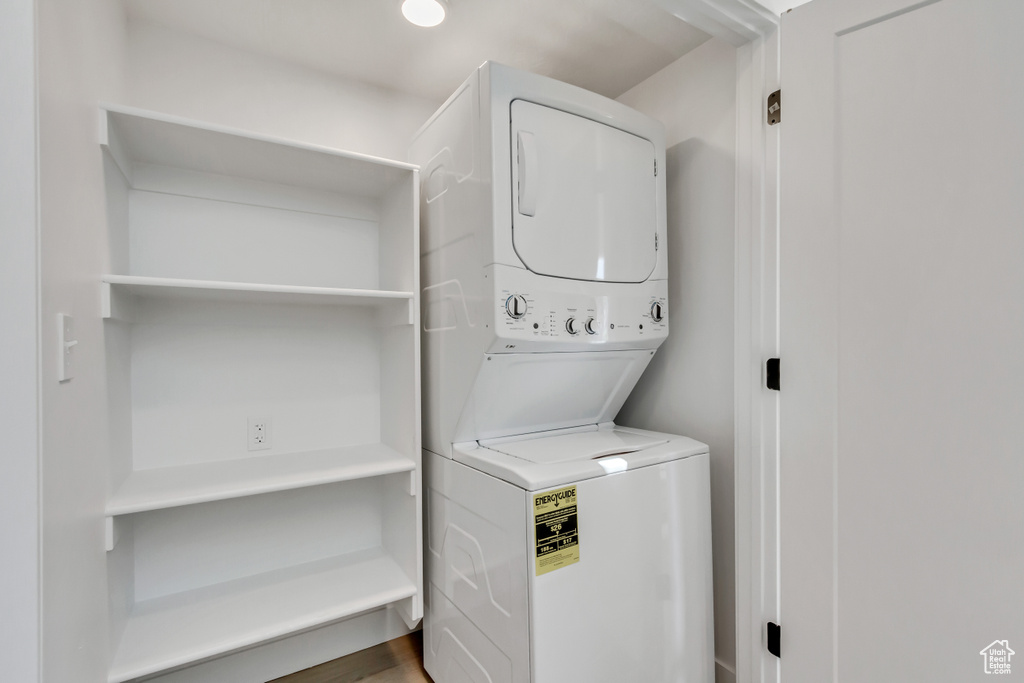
top-left (425, 424), bottom-right (713, 683)
top-left (411, 62), bottom-right (714, 683)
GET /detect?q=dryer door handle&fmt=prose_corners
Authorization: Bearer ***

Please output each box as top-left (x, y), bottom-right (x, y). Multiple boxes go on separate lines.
top-left (517, 130), bottom-right (538, 216)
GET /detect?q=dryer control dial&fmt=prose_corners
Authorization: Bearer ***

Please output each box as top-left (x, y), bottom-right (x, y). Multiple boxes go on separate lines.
top-left (584, 317), bottom-right (597, 335)
top-left (505, 294), bottom-right (528, 319)
top-left (565, 317), bottom-right (579, 335)
top-left (650, 302), bottom-right (664, 323)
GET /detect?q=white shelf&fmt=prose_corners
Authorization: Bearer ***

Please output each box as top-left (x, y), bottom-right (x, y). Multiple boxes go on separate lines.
top-left (100, 105), bottom-right (416, 201)
top-left (107, 444), bottom-right (415, 516)
top-left (108, 548), bottom-right (417, 683)
top-left (100, 105), bottom-right (422, 681)
top-left (101, 274), bottom-right (413, 315)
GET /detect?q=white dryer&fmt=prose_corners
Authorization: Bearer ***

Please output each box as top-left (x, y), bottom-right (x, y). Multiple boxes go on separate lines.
top-left (411, 62), bottom-right (713, 683)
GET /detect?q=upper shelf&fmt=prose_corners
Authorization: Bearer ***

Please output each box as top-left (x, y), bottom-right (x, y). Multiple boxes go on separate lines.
top-left (100, 104), bottom-right (416, 200)
top-left (101, 275), bottom-right (414, 318)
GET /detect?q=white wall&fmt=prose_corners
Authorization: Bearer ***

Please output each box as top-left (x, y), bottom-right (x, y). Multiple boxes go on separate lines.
top-left (124, 20), bottom-right (440, 162)
top-left (615, 37), bottom-right (738, 683)
top-left (0, 0), bottom-right (40, 679)
top-left (36, 0), bottom-right (128, 680)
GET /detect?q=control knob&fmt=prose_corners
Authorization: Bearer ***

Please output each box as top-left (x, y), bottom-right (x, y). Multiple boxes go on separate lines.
top-left (565, 317), bottom-right (579, 335)
top-left (505, 294), bottom-right (528, 319)
top-left (650, 302), bottom-right (664, 323)
top-left (584, 317), bottom-right (597, 335)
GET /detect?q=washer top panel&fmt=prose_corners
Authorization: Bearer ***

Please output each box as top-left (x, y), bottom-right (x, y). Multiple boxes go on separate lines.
top-left (455, 424), bottom-right (708, 490)
top-left (481, 427), bottom-right (667, 464)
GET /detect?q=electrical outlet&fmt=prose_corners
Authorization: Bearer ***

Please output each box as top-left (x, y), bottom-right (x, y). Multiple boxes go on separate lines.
top-left (247, 417), bottom-right (271, 451)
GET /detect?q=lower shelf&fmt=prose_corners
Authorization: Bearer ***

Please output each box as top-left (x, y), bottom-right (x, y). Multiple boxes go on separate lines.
top-left (108, 548), bottom-right (417, 683)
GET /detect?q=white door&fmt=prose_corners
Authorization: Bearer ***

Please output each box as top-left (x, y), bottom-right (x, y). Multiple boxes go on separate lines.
top-left (780, 1), bottom-right (1024, 681)
top-left (510, 100), bottom-right (658, 283)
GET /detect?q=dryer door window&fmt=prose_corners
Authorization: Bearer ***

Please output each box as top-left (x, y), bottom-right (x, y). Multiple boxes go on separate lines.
top-left (510, 100), bottom-right (657, 283)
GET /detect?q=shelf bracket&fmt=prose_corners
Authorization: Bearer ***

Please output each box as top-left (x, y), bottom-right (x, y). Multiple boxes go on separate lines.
top-left (100, 282), bottom-right (112, 319)
top-left (101, 281), bottom-right (135, 321)
top-left (408, 470), bottom-right (417, 497)
top-left (408, 299), bottom-right (415, 326)
top-left (395, 595), bottom-right (422, 630)
top-left (98, 108), bottom-right (134, 185)
top-left (105, 516), bottom-right (120, 552)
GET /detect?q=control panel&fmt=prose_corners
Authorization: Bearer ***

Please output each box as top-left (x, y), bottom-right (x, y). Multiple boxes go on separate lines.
top-left (489, 265), bottom-right (668, 352)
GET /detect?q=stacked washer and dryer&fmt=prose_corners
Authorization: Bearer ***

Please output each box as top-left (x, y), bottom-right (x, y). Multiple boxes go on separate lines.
top-left (411, 63), bottom-right (713, 683)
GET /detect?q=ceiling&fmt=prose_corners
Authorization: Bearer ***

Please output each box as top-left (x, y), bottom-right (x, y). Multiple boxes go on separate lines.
top-left (126, 0), bottom-right (711, 102)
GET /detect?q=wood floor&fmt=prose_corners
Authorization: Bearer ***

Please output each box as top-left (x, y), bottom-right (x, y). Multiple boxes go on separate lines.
top-left (271, 632), bottom-right (434, 683)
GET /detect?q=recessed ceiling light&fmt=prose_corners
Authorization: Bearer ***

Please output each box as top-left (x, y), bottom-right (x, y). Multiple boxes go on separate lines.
top-left (402, 0), bottom-right (447, 27)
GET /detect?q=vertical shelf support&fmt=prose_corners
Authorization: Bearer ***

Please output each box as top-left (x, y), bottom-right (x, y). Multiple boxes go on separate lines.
top-left (100, 281), bottom-right (112, 319)
top-left (105, 516), bottom-right (120, 552)
top-left (99, 107), bottom-right (134, 184)
top-left (395, 595), bottom-right (422, 630)
top-left (101, 280), bottom-right (135, 321)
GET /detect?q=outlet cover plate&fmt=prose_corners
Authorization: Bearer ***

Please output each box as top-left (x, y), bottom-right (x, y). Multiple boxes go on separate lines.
top-left (247, 417), bottom-right (272, 451)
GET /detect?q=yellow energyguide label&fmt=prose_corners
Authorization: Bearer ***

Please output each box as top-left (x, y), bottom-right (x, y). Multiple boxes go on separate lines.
top-left (533, 485), bottom-right (579, 576)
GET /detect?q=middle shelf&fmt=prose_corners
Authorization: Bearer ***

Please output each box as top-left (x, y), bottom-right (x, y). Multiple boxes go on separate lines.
top-left (101, 274), bottom-right (415, 320)
top-left (107, 443), bottom-right (416, 516)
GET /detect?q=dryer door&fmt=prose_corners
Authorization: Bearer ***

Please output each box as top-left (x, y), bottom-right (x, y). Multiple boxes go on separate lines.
top-left (511, 100), bottom-right (657, 283)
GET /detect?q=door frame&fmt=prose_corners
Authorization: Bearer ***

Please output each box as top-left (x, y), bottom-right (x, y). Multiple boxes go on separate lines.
top-left (655, 3), bottom-right (782, 682)
top-left (732, 26), bottom-right (781, 683)
top-left (0, 0), bottom-right (41, 680)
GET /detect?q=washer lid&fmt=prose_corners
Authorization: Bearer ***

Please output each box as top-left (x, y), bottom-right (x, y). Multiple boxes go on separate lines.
top-left (455, 425), bottom-right (708, 491)
top-left (480, 428), bottom-right (667, 464)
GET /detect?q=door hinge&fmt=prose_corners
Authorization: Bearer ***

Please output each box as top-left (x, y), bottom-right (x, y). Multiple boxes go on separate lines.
top-left (655, 233), bottom-right (659, 250)
top-left (766, 358), bottom-right (780, 391)
top-left (767, 622), bottom-right (781, 658)
top-left (767, 89), bottom-right (781, 125)
top-left (654, 158), bottom-right (658, 176)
